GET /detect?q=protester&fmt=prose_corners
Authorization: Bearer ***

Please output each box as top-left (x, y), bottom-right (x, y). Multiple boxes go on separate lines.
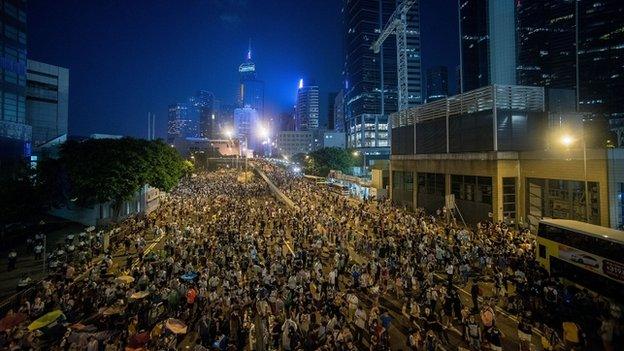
top-left (1, 163), bottom-right (621, 350)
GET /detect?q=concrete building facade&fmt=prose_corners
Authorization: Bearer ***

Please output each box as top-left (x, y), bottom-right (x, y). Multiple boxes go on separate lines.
top-left (26, 59), bottom-right (69, 149)
top-left (295, 81), bottom-right (319, 131)
top-left (388, 85), bottom-right (624, 229)
top-left (0, 0), bottom-right (29, 162)
top-left (276, 131), bottom-right (313, 157)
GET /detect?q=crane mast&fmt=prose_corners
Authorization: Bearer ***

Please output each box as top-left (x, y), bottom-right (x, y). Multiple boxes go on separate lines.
top-left (371, 0), bottom-right (416, 113)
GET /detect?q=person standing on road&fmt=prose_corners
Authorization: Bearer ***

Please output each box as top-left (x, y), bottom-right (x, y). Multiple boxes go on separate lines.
top-left (7, 249), bottom-right (17, 271)
top-left (466, 314), bottom-right (481, 350)
top-left (353, 304), bottom-right (367, 342)
top-left (470, 279), bottom-right (480, 313)
top-left (34, 242), bottom-right (43, 260)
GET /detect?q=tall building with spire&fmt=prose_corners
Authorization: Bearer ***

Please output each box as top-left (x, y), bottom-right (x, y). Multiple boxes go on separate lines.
top-left (238, 41), bottom-right (265, 116)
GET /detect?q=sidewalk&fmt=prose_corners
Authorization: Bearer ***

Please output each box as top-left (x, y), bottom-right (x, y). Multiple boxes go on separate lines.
top-left (0, 220), bottom-right (85, 299)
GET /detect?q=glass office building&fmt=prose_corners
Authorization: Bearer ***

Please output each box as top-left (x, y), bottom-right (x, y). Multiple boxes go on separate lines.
top-left (343, 0), bottom-right (422, 161)
top-left (26, 60), bottom-right (69, 149)
top-left (0, 0), bottom-right (29, 162)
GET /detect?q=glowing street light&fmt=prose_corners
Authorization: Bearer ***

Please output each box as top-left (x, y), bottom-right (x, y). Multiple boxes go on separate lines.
top-left (559, 131), bottom-right (589, 222)
top-left (258, 125), bottom-right (269, 139)
top-left (223, 128), bottom-right (234, 139)
top-left (561, 134), bottom-right (574, 147)
top-left (352, 151), bottom-right (360, 157)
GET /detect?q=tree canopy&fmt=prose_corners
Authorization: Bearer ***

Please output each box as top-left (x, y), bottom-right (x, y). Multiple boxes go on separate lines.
top-left (55, 138), bottom-right (190, 208)
top-left (298, 147), bottom-right (357, 177)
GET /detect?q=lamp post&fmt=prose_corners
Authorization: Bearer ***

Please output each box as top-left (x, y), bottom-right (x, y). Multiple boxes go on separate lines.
top-left (258, 125), bottom-right (271, 158)
top-left (223, 128), bottom-right (239, 170)
top-left (561, 133), bottom-right (589, 223)
top-left (352, 150), bottom-right (366, 176)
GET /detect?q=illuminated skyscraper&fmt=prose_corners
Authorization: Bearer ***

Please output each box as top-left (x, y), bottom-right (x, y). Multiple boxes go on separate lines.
top-left (459, 0), bottom-right (516, 92)
top-left (342, 0), bottom-right (422, 161)
top-left (426, 66), bottom-right (448, 102)
top-left (295, 79), bottom-right (319, 131)
top-left (238, 42), bottom-right (265, 116)
top-left (195, 90), bottom-right (216, 139)
top-left (167, 103), bottom-right (189, 143)
top-left (0, 0), bottom-right (29, 161)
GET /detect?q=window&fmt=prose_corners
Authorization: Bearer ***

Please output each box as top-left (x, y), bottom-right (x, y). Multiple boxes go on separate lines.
top-left (451, 175), bottom-right (492, 204)
top-left (417, 173), bottom-right (444, 195)
top-left (539, 244), bottom-right (546, 259)
top-left (619, 183), bottom-right (624, 227)
top-left (502, 177), bottom-right (516, 220)
top-left (537, 223), bottom-right (623, 263)
top-left (4, 25), bottom-right (18, 41)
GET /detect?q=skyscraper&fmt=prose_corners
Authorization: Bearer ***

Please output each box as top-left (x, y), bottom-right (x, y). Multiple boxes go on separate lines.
top-left (167, 103), bottom-right (189, 143)
top-left (577, 0), bottom-right (624, 128)
top-left (238, 42), bottom-right (265, 116)
top-left (0, 0), bottom-right (29, 162)
top-left (516, 0), bottom-right (576, 90)
top-left (343, 0), bottom-right (422, 155)
top-left (234, 106), bottom-right (259, 150)
top-left (405, 1), bottom-right (424, 106)
top-left (333, 90), bottom-right (345, 132)
top-left (459, 0), bottom-right (624, 144)
top-left (458, 0), bottom-right (489, 92)
top-left (327, 92), bottom-right (338, 130)
top-left (426, 66), bottom-right (448, 102)
top-left (295, 79), bottom-right (319, 131)
top-left (26, 60), bottom-right (69, 148)
top-left (195, 90), bottom-right (216, 139)
top-left (459, 0), bottom-right (516, 92)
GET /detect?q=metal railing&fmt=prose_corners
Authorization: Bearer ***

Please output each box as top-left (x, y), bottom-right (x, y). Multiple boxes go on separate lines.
top-left (392, 84), bottom-right (545, 128)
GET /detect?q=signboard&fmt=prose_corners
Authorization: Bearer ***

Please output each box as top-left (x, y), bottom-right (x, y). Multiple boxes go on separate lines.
top-left (558, 245), bottom-right (624, 283)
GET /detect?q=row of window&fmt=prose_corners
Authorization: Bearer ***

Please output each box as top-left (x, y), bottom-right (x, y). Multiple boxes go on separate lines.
top-left (451, 175), bottom-right (493, 204)
top-left (0, 92), bottom-right (26, 123)
top-left (417, 172), bottom-right (445, 196)
top-left (538, 223), bottom-right (623, 264)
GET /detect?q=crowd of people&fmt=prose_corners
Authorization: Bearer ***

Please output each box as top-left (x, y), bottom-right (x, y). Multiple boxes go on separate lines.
top-left (0, 163), bottom-right (622, 351)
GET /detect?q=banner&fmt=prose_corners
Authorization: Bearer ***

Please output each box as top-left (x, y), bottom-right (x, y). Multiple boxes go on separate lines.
top-left (558, 245), bottom-right (624, 283)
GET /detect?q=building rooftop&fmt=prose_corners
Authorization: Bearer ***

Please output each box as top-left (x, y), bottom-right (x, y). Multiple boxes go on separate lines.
top-left (391, 85), bottom-right (545, 128)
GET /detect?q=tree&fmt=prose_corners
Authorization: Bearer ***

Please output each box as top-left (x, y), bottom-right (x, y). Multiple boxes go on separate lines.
top-left (301, 148), bottom-right (356, 177)
top-left (52, 138), bottom-right (188, 221)
top-left (0, 161), bottom-right (45, 226)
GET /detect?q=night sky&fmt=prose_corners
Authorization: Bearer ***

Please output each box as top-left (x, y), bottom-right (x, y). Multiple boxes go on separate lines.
top-left (28, 0), bottom-right (459, 138)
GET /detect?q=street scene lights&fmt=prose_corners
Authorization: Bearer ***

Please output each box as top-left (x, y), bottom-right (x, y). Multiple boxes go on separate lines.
top-left (223, 128), bottom-right (234, 140)
top-left (561, 134), bottom-right (574, 147)
top-left (560, 132), bottom-right (590, 222)
top-left (257, 124), bottom-right (272, 157)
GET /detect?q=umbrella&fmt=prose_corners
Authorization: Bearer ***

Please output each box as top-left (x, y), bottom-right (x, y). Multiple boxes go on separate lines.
top-left (27, 310), bottom-right (64, 331)
top-left (0, 312), bottom-right (27, 332)
top-left (69, 323), bottom-right (97, 332)
top-left (127, 331), bottom-right (150, 348)
top-left (101, 305), bottom-right (125, 316)
top-left (180, 272), bottom-right (198, 281)
top-left (130, 291), bottom-right (150, 300)
top-left (115, 275), bottom-right (135, 284)
top-left (164, 318), bottom-right (187, 334)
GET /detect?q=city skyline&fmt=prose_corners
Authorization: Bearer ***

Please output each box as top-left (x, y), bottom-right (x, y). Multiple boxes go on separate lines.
top-left (27, 0), bottom-right (460, 139)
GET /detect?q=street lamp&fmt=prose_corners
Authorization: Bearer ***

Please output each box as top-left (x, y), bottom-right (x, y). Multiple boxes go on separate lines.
top-left (224, 128), bottom-right (234, 140)
top-left (257, 125), bottom-right (271, 157)
top-left (560, 133), bottom-right (589, 223)
top-left (561, 134), bottom-right (574, 147)
top-left (352, 150), bottom-right (366, 175)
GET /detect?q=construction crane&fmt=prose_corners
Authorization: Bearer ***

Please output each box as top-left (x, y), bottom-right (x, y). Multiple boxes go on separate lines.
top-left (371, 0), bottom-right (416, 113)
